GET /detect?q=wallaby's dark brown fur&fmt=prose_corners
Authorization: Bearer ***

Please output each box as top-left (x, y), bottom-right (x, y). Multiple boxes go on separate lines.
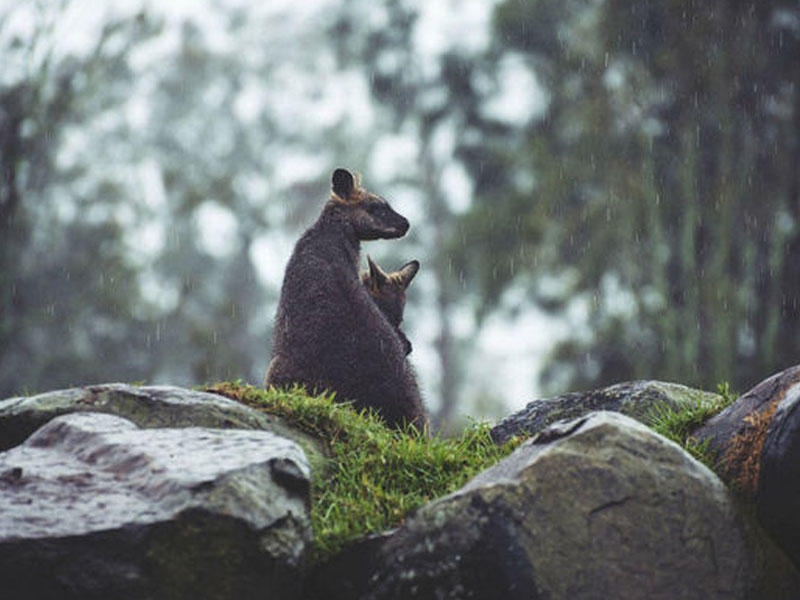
top-left (361, 255), bottom-right (419, 356)
top-left (265, 169), bottom-right (426, 430)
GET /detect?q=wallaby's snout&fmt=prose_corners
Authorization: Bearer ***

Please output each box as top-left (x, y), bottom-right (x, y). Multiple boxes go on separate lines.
top-left (366, 202), bottom-right (408, 240)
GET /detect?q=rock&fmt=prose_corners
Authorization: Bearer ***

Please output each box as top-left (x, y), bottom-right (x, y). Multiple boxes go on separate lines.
top-left (692, 365), bottom-right (800, 496)
top-left (689, 364), bottom-right (800, 570)
top-left (491, 380), bottom-right (719, 444)
top-left (305, 531), bottom-right (395, 600)
top-left (756, 374), bottom-right (800, 567)
top-left (354, 412), bottom-right (798, 599)
top-left (0, 383), bottom-right (319, 460)
top-left (0, 412), bottom-right (311, 600)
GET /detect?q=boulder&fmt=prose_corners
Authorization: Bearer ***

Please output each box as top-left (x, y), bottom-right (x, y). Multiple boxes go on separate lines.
top-left (491, 380), bottom-right (719, 444)
top-left (692, 365), bottom-right (800, 495)
top-left (0, 412), bottom-right (312, 600)
top-left (0, 383), bottom-right (318, 459)
top-left (691, 365), bottom-right (800, 567)
top-left (343, 412), bottom-right (797, 599)
top-left (755, 374), bottom-right (800, 567)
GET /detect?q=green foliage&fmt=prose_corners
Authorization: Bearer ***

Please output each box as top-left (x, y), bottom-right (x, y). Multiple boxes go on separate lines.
top-left (0, 4), bottom-right (280, 395)
top-left (715, 381), bottom-right (737, 406)
top-left (0, 6), bottom-right (164, 396)
top-left (647, 382), bottom-right (736, 468)
top-left (207, 382), bottom-right (521, 560)
top-left (460, 0), bottom-right (800, 395)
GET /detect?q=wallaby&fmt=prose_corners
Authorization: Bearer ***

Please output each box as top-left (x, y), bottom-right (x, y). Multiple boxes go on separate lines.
top-left (266, 168), bottom-right (426, 430)
top-left (361, 255), bottom-right (419, 356)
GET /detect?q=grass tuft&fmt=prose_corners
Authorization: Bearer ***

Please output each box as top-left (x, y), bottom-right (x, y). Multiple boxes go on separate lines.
top-left (205, 382), bottom-right (521, 560)
top-left (647, 381), bottom-right (737, 468)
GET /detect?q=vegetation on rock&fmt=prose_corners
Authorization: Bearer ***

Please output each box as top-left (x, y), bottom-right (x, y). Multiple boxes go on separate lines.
top-left (206, 382), bottom-right (521, 560)
top-left (647, 382), bottom-right (737, 468)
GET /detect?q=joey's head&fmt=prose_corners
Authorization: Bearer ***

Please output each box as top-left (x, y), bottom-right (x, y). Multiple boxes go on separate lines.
top-left (361, 255), bottom-right (420, 328)
top-left (328, 168), bottom-right (409, 240)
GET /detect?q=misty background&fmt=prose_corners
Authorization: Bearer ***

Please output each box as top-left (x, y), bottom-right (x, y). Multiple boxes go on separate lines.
top-left (2, 0), bottom-right (799, 431)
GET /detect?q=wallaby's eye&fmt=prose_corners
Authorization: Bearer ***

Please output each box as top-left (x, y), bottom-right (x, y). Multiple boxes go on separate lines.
top-left (369, 202), bottom-right (388, 217)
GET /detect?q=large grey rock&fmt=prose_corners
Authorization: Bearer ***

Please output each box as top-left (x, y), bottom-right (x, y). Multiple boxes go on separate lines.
top-left (491, 379), bottom-right (720, 444)
top-left (0, 383), bottom-right (317, 459)
top-left (0, 412), bottom-right (311, 600)
top-left (354, 412), bottom-right (797, 600)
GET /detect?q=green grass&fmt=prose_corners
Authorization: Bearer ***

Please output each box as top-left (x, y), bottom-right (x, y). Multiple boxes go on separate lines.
top-left (647, 381), bottom-right (737, 468)
top-left (206, 382), bottom-right (521, 561)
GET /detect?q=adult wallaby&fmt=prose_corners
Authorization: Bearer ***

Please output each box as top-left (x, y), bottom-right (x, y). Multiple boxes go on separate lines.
top-left (361, 255), bottom-right (419, 356)
top-left (265, 169), bottom-right (426, 430)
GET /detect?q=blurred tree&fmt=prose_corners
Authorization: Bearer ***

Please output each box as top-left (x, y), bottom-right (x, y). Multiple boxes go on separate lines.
top-left (459, 0), bottom-right (800, 393)
top-left (0, 0), bottom-right (391, 396)
top-left (0, 3), bottom-right (163, 394)
top-left (125, 19), bottom-right (275, 385)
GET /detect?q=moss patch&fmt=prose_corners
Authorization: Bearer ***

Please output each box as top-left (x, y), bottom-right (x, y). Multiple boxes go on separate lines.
top-left (206, 382), bottom-right (522, 561)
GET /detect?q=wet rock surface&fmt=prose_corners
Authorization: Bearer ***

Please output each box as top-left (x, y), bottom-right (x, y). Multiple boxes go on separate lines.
top-left (3, 381), bottom-right (800, 599)
top-left (490, 380), bottom-right (719, 444)
top-left (691, 366), bottom-right (800, 566)
top-left (0, 383), bottom-right (317, 457)
top-left (693, 365), bottom-right (800, 473)
top-left (755, 376), bottom-right (800, 567)
top-left (0, 412), bottom-right (311, 600)
top-left (355, 412), bottom-right (798, 599)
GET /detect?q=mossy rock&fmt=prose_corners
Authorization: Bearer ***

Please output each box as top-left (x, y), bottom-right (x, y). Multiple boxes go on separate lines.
top-left (0, 383), bottom-right (323, 470)
top-left (491, 380), bottom-right (722, 444)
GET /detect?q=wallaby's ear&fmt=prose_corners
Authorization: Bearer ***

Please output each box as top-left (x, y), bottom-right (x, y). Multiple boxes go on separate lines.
top-left (366, 255), bottom-right (388, 290)
top-left (332, 168), bottom-right (356, 200)
top-left (397, 260), bottom-right (420, 289)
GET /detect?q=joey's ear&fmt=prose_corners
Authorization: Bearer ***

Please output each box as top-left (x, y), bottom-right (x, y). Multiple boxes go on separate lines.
top-left (397, 260), bottom-right (420, 289)
top-left (332, 168), bottom-right (355, 200)
top-left (367, 255), bottom-right (388, 289)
